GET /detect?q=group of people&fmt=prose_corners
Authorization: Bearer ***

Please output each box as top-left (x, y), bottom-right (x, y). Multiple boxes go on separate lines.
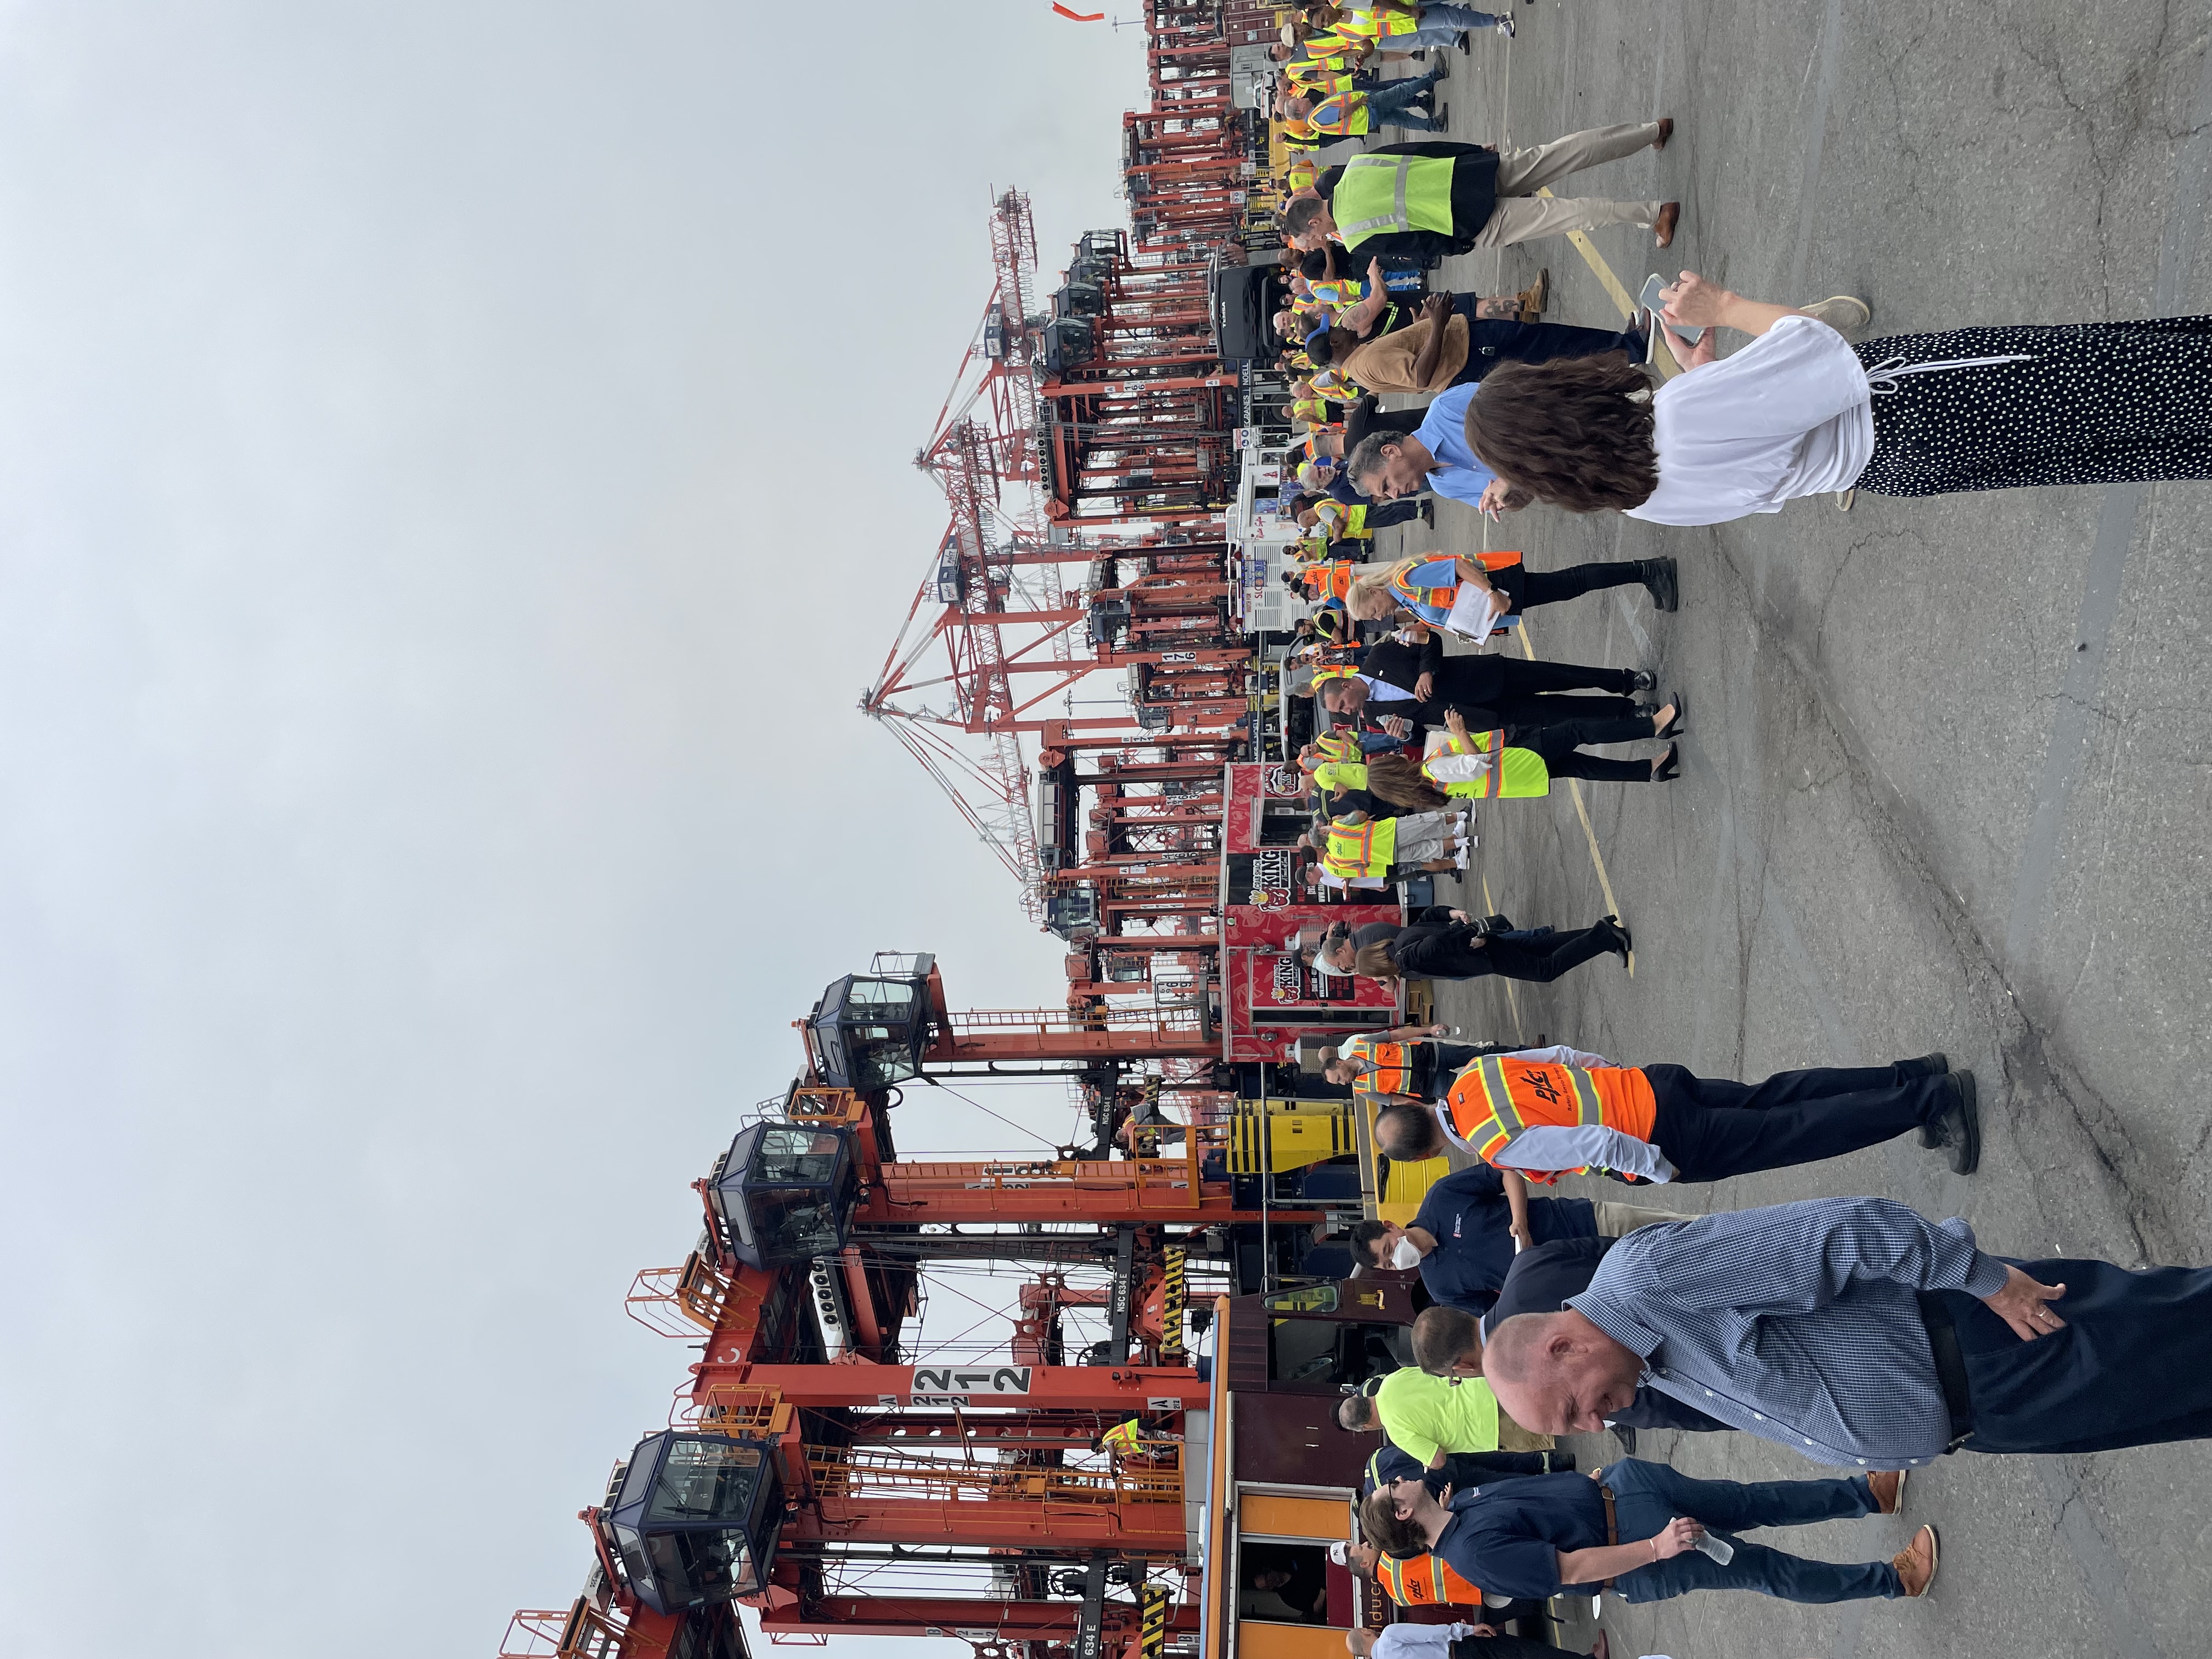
top-left (1243, 17), bottom-right (2212, 1654)
top-left (1295, 1029), bottom-right (2212, 1639)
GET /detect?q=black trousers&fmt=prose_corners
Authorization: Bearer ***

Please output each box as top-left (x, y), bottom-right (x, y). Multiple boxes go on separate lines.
top-left (1644, 1063), bottom-right (1950, 1183)
top-left (1438, 1448), bottom-right (1553, 1483)
top-left (1468, 654), bottom-right (1638, 699)
top-left (1442, 692), bottom-right (1644, 729)
top-left (1501, 714), bottom-right (1658, 785)
top-left (1353, 494), bottom-right (1425, 528)
top-left (1491, 559), bottom-right (1652, 614)
top-left (1411, 1039), bottom-right (1515, 1097)
top-left (1451, 1635), bottom-right (1585, 1659)
top-left (1933, 1256), bottom-right (2212, 1453)
top-left (1453, 301), bottom-right (1644, 385)
top-left (1400, 922), bottom-right (1616, 983)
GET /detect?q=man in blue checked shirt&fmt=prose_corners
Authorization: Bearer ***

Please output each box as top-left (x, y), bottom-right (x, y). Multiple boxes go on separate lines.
top-left (1481, 1195), bottom-right (2212, 1470)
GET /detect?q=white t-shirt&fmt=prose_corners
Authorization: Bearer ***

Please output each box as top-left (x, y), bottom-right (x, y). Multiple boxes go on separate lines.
top-left (1624, 314), bottom-right (1875, 526)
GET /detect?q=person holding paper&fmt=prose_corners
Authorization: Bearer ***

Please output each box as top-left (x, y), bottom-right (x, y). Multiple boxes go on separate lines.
top-left (1358, 1465), bottom-right (1936, 1607)
top-left (1348, 554), bottom-right (1677, 641)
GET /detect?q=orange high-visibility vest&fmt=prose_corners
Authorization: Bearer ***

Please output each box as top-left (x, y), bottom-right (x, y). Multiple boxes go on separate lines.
top-left (1339, 8), bottom-right (1423, 39)
top-left (1389, 551), bottom-right (1522, 616)
top-left (1442, 1053), bottom-right (1658, 1183)
top-left (1346, 1036), bottom-right (1414, 1094)
top-left (1299, 560), bottom-right (1363, 601)
top-left (1305, 92), bottom-right (1371, 136)
top-left (1375, 1550), bottom-right (1483, 1606)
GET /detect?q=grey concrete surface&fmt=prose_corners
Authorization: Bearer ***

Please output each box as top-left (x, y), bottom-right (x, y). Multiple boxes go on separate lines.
top-left (1347, 5), bottom-right (2212, 1656)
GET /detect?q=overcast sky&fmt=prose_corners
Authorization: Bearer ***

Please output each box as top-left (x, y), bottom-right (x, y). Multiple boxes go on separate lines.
top-left (0, 5), bottom-right (1153, 1654)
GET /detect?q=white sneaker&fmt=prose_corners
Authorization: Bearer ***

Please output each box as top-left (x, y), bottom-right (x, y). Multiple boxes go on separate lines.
top-left (1799, 295), bottom-right (1870, 335)
top-left (1494, 14), bottom-right (1515, 36)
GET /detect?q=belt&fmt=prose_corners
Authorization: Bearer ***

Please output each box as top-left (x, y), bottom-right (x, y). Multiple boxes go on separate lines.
top-left (1916, 1290), bottom-right (1977, 1450)
top-left (1597, 1484), bottom-right (1618, 1590)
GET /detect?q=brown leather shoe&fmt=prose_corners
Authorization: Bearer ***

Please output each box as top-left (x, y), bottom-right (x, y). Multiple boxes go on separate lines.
top-left (1653, 202), bottom-right (1681, 247)
top-left (1867, 1468), bottom-right (1908, 1515)
top-left (1652, 117), bottom-right (1674, 150)
top-left (1893, 1524), bottom-right (1940, 1596)
top-left (1516, 267), bottom-right (1549, 320)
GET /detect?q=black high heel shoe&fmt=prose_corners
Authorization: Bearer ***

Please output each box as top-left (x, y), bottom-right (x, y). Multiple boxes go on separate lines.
top-left (1650, 743), bottom-right (1681, 782)
top-left (1654, 690), bottom-right (1687, 740)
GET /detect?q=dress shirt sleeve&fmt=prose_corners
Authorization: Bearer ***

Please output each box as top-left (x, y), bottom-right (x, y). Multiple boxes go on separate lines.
top-left (1489, 1125), bottom-right (1677, 1184)
top-left (1374, 1623), bottom-right (1457, 1659)
top-left (1503, 1043), bottom-right (1616, 1069)
top-left (1606, 1196), bottom-right (2012, 1311)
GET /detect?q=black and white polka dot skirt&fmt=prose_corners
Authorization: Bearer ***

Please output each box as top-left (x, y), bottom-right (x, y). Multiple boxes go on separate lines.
top-left (1852, 317), bottom-right (2212, 498)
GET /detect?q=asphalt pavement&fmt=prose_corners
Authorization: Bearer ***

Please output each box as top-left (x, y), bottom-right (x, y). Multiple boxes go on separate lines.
top-left (1338, 5), bottom-right (2212, 1656)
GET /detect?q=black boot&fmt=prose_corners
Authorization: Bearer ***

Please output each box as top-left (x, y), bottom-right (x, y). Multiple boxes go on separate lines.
top-left (1640, 557), bottom-right (1680, 612)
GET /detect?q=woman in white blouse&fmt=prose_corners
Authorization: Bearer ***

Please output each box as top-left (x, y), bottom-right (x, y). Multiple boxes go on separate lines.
top-left (1460, 272), bottom-right (2212, 526)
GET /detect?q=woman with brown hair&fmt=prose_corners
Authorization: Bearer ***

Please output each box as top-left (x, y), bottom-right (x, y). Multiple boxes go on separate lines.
top-left (1323, 907), bottom-right (1630, 985)
top-left (1462, 272), bottom-right (2212, 524)
top-left (1311, 748), bottom-right (1454, 812)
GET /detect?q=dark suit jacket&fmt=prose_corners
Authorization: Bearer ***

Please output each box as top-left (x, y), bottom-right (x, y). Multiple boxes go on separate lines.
top-left (1357, 635), bottom-right (1443, 693)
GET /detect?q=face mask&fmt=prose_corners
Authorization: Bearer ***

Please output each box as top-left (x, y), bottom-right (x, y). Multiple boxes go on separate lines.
top-left (1390, 1235), bottom-right (1425, 1269)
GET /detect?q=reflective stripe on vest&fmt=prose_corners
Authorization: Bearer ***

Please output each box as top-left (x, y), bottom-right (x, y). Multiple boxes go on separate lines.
top-left (1389, 564), bottom-right (1458, 616)
top-left (1340, 9), bottom-right (1420, 37)
top-left (1324, 816), bottom-right (1396, 877)
top-left (1306, 93), bottom-right (1370, 137)
top-left (1333, 153), bottom-right (1458, 247)
top-left (1449, 1052), bottom-right (1606, 1163)
top-left (1348, 1036), bottom-right (1412, 1095)
top-left (1421, 730), bottom-right (1509, 799)
top-left (1300, 561), bottom-right (1361, 601)
top-left (1375, 1550), bottom-right (1482, 1606)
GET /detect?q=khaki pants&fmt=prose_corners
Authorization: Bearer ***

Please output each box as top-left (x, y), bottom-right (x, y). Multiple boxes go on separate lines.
top-left (1594, 1199), bottom-right (1700, 1237)
top-left (1497, 1411), bottom-right (1555, 1452)
top-left (1471, 121), bottom-right (1667, 249)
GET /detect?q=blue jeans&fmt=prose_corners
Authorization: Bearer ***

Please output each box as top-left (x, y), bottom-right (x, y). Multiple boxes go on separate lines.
top-left (1396, 4), bottom-right (1502, 44)
top-left (1599, 1459), bottom-right (1901, 1605)
top-left (1364, 66), bottom-right (1444, 131)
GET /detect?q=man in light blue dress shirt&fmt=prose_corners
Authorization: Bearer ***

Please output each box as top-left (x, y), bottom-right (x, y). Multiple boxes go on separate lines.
top-left (1481, 1195), bottom-right (2212, 1468)
top-left (1345, 382), bottom-right (1499, 507)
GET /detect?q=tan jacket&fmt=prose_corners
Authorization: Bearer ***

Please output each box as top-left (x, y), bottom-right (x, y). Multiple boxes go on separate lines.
top-left (1341, 314), bottom-right (1469, 393)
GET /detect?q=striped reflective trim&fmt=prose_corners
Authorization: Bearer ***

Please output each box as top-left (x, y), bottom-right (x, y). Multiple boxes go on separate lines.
top-left (1337, 156), bottom-right (1416, 239)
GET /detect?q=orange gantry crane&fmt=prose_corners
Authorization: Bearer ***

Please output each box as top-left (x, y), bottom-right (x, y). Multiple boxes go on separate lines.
top-left (499, 945), bottom-right (1410, 1659)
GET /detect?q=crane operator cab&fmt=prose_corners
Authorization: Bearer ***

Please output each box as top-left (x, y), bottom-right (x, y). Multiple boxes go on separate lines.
top-left (707, 1122), bottom-right (857, 1270)
top-left (599, 1432), bottom-right (784, 1615)
top-left (802, 951), bottom-right (936, 1090)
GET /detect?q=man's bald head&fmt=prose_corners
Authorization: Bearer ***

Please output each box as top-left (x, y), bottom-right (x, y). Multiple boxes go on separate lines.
top-left (1335, 1392), bottom-right (1380, 1432)
top-left (1481, 1311), bottom-right (1645, 1435)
